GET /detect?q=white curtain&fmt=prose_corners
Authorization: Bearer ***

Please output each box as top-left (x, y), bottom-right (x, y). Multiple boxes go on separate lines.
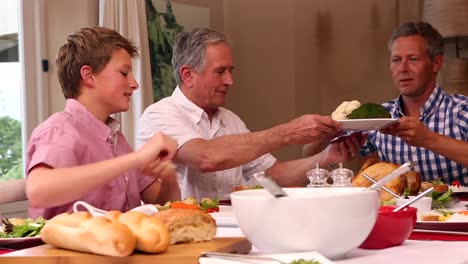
top-left (99, 0), bottom-right (154, 148)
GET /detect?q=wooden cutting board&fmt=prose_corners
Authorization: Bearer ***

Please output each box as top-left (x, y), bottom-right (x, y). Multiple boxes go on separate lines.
top-left (1, 237), bottom-right (251, 264)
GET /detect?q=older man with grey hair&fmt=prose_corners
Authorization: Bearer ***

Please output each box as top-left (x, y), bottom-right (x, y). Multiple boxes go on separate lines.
top-left (137, 28), bottom-right (363, 199)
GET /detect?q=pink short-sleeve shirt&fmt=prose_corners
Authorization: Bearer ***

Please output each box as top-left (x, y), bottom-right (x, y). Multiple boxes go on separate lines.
top-left (26, 99), bottom-right (154, 219)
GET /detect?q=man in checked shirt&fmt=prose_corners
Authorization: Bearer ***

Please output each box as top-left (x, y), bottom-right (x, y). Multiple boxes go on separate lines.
top-left (358, 21), bottom-right (468, 184)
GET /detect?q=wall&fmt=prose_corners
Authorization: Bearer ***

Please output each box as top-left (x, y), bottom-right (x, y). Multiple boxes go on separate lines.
top-left (38, 0), bottom-right (427, 162)
top-left (44, 0), bottom-right (99, 115)
top-left (40, 0), bottom-right (424, 161)
top-left (3, 0), bottom-right (428, 216)
top-left (224, 0), bottom-right (423, 161)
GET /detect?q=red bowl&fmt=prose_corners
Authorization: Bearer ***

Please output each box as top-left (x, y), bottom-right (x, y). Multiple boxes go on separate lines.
top-left (359, 205), bottom-right (417, 249)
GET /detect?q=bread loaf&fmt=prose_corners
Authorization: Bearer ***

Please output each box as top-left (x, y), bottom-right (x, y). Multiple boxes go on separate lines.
top-left (421, 181), bottom-right (449, 193)
top-left (357, 157), bottom-right (380, 173)
top-left (49, 211), bottom-right (92, 227)
top-left (420, 214), bottom-right (440, 221)
top-left (353, 161), bottom-right (421, 201)
top-left (353, 162), bottom-right (406, 201)
top-left (405, 171), bottom-right (422, 195)
top-left (104, 211), bottom-right (170, 253)
top-left (40, 212), bottom-right (136, 257)
top-left (154, 209), bottom-right (216, 244)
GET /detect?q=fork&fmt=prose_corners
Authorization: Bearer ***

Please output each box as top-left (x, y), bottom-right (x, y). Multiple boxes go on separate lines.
top-left (0, 211), bottom-right (13, 233)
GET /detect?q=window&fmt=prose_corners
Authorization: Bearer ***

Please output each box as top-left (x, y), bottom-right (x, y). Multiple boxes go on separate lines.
top-left (0, 0), bottom-right (22, 180)
top-left (0, 0), bottom-right (47, 182)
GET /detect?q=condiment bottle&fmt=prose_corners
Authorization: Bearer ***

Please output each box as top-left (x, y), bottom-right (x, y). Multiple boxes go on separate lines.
top-left (306, 163), bottom-right (330, 187)
top-left (330, 163), bottom-right (354, 187)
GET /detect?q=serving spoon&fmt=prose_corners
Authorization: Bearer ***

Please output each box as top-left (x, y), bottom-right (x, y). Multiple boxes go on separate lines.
top-left (252, 171), bottom-right (287, 198)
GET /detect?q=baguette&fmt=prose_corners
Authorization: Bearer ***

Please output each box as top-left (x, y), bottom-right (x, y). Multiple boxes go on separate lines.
top-left (104, 211), bottom-right (170, 253)
top-left (49, 211), bottom-right (92, 227)
top-left (40, 212), bottom-right (136, 257)
top-left (154, 209), bottom-right (216, 244)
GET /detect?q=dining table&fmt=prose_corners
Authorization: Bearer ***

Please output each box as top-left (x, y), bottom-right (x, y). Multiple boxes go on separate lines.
top-left (217, 227), bottom-right (468, 264)
top-left (3, 203), bottom-right (468, 263)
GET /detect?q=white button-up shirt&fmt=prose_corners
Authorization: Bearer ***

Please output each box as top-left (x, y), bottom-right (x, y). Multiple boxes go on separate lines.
top-left (137, 87), bottom-right (276, 199)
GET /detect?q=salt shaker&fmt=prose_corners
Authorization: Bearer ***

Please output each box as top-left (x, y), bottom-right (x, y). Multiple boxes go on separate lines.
top-left (330, 163), bottom-right (354, 187)
top-left (306, 163), bottom-right (330, 187)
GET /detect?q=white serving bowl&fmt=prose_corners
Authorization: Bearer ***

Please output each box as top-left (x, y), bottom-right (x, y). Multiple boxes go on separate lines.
top-left (396, 196), bottom-right (433, 214)
top-left (231, 187), bottom-right (380, 260)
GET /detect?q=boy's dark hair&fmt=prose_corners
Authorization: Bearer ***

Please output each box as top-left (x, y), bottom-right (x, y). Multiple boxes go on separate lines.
top-left (56, 26), bottom-right (138, 99)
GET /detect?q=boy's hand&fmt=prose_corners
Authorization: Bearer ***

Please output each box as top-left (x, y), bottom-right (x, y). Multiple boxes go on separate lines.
top-left (137, 132), bottom-right (178, 167)
top-left (141, 160), bottom-right (177, 181)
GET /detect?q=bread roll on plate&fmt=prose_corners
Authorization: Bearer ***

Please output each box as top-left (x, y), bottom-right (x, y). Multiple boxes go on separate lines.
top-left (104, 211), bottom-right (170, 253)
top-left (40, 212), bottom-right (136, 257)
top-left (154, 209), bottom-right (216, 244)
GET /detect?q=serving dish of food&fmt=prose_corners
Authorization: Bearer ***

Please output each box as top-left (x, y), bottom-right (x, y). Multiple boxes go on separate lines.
top-left (331, 100), bottom-right (398, 131)
top-left (352, 158), bottom-right (460, 208)
top-left (0, 217), bottom-right (46, 246)
top-left (415, 209), bottom-right (468, 232)
top-left (156, 196), bottom-right (221, 213)
top-left (339, 119), bottom-right (399, 131)
top-left (0, 236), bottom-right (43, 246)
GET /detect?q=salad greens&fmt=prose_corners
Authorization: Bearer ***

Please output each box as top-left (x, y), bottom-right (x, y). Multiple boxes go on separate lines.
top-left (199, 197), bottom-right (220, 211)
top-left (434, 208), bottom-right (455, 217)
top-left (289, 259), bottom-right (321, 264)
top-left (156, 196), bottom-right (221, 212)
top-left (430, 178), bottom-right (445, 185)
top-left (0, 217), bottom-right (46, 238)
top-left (432, 190), bottom-right (453, 203)
top-left (402, 187), bottom-right (411, 198)
top-left (381, 199), bottom-right (396, 206)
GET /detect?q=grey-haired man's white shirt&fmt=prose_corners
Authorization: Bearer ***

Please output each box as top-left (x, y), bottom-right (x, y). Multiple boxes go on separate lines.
top-left (137, 87), bottom-right (276, 199)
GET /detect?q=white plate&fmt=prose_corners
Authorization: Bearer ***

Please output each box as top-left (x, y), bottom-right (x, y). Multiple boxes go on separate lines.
top-left (415, 205), bottom-right (468, 232)
top-left (200, 251), bottom-right (334, 264)
top-left (415, 221), bottom-right (468, 232)
top-left (210, 205), bottom-right (238, 227)
top-left (0, 236), bottom-right (42, 246)
top-left (339, 118), bottom-right (398, 131)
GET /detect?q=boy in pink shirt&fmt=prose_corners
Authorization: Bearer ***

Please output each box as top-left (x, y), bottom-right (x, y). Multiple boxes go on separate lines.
top-left (26, 26), bottom-right (180, 219)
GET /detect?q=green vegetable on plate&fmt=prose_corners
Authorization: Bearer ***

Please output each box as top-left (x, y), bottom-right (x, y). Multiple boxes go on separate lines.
top-left (289, 259), bottom-right (321, 264)
top-left (346, 103), bottom-right (391, 119)
top-left (0, 217), bottom-right (46, 238)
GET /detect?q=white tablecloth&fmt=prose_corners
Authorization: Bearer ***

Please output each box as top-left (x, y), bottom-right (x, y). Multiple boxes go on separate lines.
top-left (217, 227), bottom-right (468, 264)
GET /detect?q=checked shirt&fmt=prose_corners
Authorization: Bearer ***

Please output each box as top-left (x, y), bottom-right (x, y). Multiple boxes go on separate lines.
top-left (360, 86), bottom-right (468, 185)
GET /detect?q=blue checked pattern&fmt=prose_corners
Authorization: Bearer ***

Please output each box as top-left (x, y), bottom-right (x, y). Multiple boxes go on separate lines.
top-left (360, 86), bottom-right (468, 185)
